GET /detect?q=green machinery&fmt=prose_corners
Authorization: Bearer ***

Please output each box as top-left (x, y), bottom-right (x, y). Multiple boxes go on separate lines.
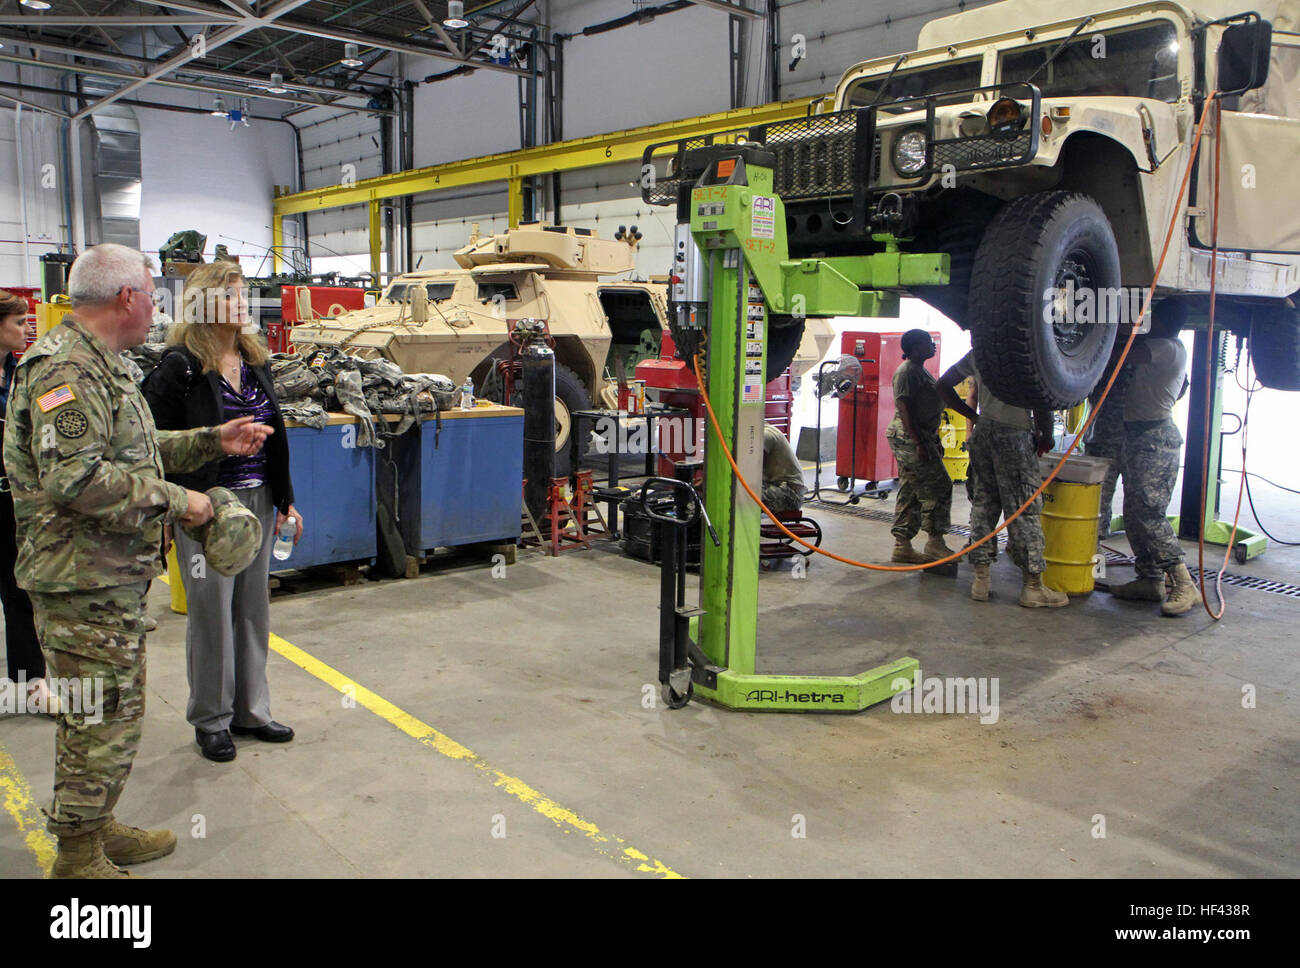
top-left (653, 144), bottom-right (948, 711)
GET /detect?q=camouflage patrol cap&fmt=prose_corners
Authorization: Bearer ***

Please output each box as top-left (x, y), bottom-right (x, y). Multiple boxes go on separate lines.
top-left (183, 487), bottom-right (264, 576)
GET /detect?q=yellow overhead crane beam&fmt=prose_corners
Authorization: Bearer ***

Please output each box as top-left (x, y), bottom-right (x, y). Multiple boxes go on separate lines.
top-left (270, 95), bottom-right (822, 277)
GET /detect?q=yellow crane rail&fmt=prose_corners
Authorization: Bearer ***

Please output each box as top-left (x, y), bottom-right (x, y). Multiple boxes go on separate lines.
top-left (270, 95), bottom-right (822, 275)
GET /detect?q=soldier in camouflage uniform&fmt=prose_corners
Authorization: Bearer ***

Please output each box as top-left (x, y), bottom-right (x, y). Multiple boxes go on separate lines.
top-left (1109, 302), bottom-right (1199, 616)
top-left (885, 330), bottom-right (954, 563)
top-left (939, 352), bottom-right (1068, 608)
top-left (2, 244), bottom-right (272, 878)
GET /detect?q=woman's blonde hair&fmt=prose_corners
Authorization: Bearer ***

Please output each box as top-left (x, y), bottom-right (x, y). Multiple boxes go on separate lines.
top-left (169, 261), bottom-right (269, 372)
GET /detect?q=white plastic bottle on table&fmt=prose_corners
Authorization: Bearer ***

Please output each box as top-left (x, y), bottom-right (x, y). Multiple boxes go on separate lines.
top-left (461, 377), bottom-right (474, 410)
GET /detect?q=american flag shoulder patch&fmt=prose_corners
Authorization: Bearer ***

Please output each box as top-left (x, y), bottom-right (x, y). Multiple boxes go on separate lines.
top-left (37, 385), bottom-right (77, 413)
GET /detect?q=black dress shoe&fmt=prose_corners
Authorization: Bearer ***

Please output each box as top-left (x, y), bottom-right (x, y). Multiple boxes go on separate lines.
top-left (231, 721), bottom-right (294, 743)
top-left (196, 728), bottom-right (236, 762)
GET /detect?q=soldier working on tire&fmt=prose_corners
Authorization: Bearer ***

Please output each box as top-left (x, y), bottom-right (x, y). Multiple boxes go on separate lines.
top-left (1107, 301), bottom-right (1200, 617)
top-left (939, 352), bottom-right (1069, 608)
top-left (2, 244), bottom-right (273, 878)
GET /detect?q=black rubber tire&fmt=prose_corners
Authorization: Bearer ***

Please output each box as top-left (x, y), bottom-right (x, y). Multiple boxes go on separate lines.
top-left (511, 363), bottom-right (592, 478)
top-left (968, 191), bottom-right (1122, 410)
top-left (1250, 301), bottom-right (1300, 391)
top-left (836, 476), bottom-right (850, 492)
top-left (766, 316), bottom-right (806, 382)
top-left (910, 189), bottom-right (1002, 329)
top-left (662, 681), bottom-right (693, 709)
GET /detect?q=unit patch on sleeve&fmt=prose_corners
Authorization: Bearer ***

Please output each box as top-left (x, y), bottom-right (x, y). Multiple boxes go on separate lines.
top-left (37, 385), bottom-right (77, 412)
top-left (54, 409), bottom-right (89, 439)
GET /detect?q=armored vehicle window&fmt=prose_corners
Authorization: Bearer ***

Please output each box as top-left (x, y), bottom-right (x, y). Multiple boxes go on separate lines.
top-left (845, 58), bottom-right (984, 113)
top-left (1000, 21), bottom-right (1180, 102)
top-left (477, 282), bottom-right (519, 302)
top-left (385, 282), bottom-right (456, 302)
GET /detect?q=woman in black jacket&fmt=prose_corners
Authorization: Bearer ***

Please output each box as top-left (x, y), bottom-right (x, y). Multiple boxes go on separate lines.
top-left (143, 261), bottom-right (303, 762)
top-left (0, 290), bottom-right (50, 715)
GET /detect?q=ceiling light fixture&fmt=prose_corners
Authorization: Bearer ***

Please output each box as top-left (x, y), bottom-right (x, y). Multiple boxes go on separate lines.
top-left (20, 0), bottom-right (53, 9)
top-left (443, 1), bottom-right (469, 29)
top-left (341, 42), bottom-right (364, 68)
top-left (210, 97), bottom-right (227, 117)
top-left (264, 72), bottom-right (288, 94)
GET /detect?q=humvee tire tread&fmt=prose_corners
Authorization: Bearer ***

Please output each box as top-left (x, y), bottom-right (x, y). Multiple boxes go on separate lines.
top-left (968, 190), bottom-right (1121, 410)
top-left (1251, 301), bottom-right (1300, 391)
top-left (766, 316), bottom-right (806, 382)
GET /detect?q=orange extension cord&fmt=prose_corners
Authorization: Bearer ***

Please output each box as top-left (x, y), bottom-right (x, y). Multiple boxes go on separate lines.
top-left (694, 92), bottom-right (1224, 580)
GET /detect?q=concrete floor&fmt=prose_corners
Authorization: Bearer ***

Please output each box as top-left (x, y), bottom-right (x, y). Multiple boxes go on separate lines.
top-left (2, 471), bottom-right (1297, 879)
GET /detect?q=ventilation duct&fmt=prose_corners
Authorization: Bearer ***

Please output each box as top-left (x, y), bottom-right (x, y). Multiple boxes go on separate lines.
top-left (79, 79), bottom-right (142, 250)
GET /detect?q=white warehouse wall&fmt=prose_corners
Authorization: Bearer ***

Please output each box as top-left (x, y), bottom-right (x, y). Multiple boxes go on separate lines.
top-left (0, 105), bottom-right (67, 287)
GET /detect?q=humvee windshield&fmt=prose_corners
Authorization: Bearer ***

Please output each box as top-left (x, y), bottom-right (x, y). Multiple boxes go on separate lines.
top-left (845, 58), bottom-right (983, 112)
top-left (999, 21), bottom-right (1180, 101)
top-left (385, 282), bottom-right (456, 302)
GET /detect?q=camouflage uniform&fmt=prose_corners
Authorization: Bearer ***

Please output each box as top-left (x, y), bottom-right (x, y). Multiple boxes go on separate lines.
top-left (1120, 420), bottom-right (1184, 579)
top-left (1, 316), bottom-right (223, 837)
top-left (965, 417), bottom-right (1046, 573)
top-left (1087, 362), bottom-right (1134, 538)
top-left (886, 428), bottom-right (952, 540)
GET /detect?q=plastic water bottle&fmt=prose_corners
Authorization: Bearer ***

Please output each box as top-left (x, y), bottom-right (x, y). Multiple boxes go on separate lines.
top-left (460, 377), bottom-right (474, 410)
top-left (272, 517), bottom-right (296, 561)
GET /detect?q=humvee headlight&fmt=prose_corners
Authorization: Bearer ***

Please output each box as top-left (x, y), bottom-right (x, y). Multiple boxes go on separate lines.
top-left (987, 98), bottom-right (1026, 138)
top-left (892, 129), bottom-right (928, 176)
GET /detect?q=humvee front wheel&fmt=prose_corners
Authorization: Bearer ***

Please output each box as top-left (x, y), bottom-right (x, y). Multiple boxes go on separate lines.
top-left (1250, 301), bottom-right (1300, 391)
top-left (968, 191), bottom-right (1122, 410)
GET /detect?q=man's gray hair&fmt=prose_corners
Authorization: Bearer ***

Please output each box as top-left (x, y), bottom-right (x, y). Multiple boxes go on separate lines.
top-left (67, 244), bottom-right (154, 307)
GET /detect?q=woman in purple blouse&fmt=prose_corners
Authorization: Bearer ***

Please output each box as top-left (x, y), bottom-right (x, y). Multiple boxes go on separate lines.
top-left (144, 261), bottom-right (303, 763)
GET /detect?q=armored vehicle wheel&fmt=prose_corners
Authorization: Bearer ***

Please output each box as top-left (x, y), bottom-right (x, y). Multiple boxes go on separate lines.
top-left (968, 191), bottom-right (1121, 410)
top-left (1250, 301), bottom-right (1300, 391)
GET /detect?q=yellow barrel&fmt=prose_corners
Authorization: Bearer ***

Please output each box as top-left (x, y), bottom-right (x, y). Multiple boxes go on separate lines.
top-left (166, 544), bottom-right (187, 614)
top-left (1040, 480), bottom-right (1103, 595)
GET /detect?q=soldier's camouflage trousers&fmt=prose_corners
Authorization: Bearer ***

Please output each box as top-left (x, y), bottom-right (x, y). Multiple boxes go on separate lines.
top-left (761, 481), bottom-right (805, 513)
top-left (966, 418), bottom-right (1046, 572)
top-left (886, 427), bottom-right (952, 539)
top-left (31, 583), bottom-right (148, 838)
top-left (1121, 419), bottom-right (1184, 579)
top-left (1087, 364), bottom-right (1133, 536)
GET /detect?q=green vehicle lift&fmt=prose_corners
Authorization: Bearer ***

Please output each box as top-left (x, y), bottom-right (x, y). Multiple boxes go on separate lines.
top-left (649, 144), bottom-right (948, 712)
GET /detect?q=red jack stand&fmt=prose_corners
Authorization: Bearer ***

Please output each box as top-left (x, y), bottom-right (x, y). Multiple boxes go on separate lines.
top-left (521, 478), bottom-right (592, 556)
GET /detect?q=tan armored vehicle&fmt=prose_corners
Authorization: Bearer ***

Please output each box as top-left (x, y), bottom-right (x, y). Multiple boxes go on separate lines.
top-left (650, 0), bottom-right (1299, 408)
top-left (290, 224), bottom-right (830, 469)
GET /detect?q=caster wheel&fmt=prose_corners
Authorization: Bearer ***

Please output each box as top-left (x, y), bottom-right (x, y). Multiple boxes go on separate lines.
top-left (836, 476), bottom-right (850, 491)
top-left (849, 495), bottom-right (860, 505)
top-left (662, 681), bottom-right (693, 709)
top-left (1234, 545), bottom-right (1248, 565)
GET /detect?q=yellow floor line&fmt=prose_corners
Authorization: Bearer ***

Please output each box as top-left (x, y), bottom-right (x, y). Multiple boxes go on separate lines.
top-left (267, 634), bottom-right (684, 878)
top-left (0, 746), bottom-right (56, 876)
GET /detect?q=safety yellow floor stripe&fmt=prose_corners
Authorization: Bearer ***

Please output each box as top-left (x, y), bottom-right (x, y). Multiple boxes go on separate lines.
top-left (0, 746), bottom-right (56, 876)
top-left (267, 633), bottom-right (684, 878)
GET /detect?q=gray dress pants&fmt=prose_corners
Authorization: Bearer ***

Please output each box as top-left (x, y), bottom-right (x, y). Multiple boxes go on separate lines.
top-left (174, 484), bottom-right (277, 734)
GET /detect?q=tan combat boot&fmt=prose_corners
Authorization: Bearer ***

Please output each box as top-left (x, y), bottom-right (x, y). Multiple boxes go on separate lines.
top-left (1020, 571), bottom-right (1069, 608)
top-left (1161, 564), bottom-right (1202, 616)
top-left (891, 537), bottom-right (929, 564)
top-left (970, 563), bottom-right (991, 601)
top-left (50, 829), bottom-right (132, 879)
top-left (923, 533), bottom-right (956, 560)
top-left (1109, 576), bottom-right (1166, 601)
top-left (102, 819), bottom-right (177, 866)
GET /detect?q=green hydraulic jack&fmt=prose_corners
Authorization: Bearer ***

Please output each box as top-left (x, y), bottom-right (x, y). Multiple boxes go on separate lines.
top-left (655, 144), bottom-right (948, 712)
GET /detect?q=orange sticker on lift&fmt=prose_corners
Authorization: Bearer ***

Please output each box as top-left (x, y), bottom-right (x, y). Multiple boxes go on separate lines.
top-left (716, 159), bottom-right (736, 178)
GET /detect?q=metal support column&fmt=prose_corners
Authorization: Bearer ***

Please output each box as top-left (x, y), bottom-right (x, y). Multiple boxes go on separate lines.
top-left (368, 198), bottom-right (382, 280)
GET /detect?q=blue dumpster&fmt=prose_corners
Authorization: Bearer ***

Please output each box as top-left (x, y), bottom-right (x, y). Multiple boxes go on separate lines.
top-left (281, 415), bottom-right (378, 570)
top-left (418, 406), bottom-right (523, 553)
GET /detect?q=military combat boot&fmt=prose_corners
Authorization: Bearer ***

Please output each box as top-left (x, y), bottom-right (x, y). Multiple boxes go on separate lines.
top-left (1109, 576), bottom-right (1166, 601)
top-left (102, 819), bottom-right (177, 866)
top-left (1019, 571), bottom-right (1069, 608)
top-left (970, 563), bottom-right (991, 601)
top-left (1161, 564), bottom-right (1201, 616)
top-left (891, 537), bottom-right (929, 564)
top-left (922, 533), bottom-right (956, 560)
top-left (50, 829), bottom-right (132, 879)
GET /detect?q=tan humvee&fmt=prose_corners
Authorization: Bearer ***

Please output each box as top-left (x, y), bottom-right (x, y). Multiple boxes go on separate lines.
top-left (289, 224), bottom-right (831, 468)
top-left (778, 0), bottom-right (1300, 406)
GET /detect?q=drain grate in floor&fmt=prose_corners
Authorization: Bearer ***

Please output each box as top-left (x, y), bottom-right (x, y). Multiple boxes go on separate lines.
top-left (812, 497), bottom-right (1300, 600)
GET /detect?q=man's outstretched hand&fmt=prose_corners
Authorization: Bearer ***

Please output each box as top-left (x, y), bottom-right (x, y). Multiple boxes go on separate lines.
top-left (219, 415), bottom-right (274, 456)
